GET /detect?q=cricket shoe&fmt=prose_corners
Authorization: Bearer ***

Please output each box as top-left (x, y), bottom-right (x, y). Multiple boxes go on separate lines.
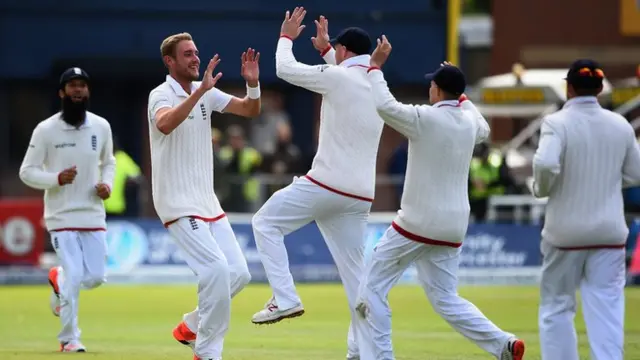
top-left (251, 296), bottom-right (304, 325)
top-left (60, 341), bottom-right (86, 352)
top-left (48, 266), bottom-right (61, 317)
top-left (193, 356), bottom-right (220, 360)
top-left (501, 338), bottom-right (525, 360)
top-left (173, 321), bottom-right (196, 350)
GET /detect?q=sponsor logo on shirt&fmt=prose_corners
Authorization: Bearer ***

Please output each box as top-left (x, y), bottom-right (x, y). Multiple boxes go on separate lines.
top-left (54, 142), bottom-right (76, 149)
top-left (91, 135), bottom-right (97, 151)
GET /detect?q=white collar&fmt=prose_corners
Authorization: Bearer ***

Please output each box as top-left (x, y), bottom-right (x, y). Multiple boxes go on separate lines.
top-left (339, 54), bottom-right (371, 68)
top-left (166, 75), bottom-right (197, 97)
top-left (433, 100), bottom-right (460, 108)
top-left (563, 96), bottom-right (600, 109)
top-left (58, 113), bottom-right (90, 130)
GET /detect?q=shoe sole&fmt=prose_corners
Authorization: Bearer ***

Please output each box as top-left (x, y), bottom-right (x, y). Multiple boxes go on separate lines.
top-left (251, 309), bottom-right (305, 325)
top-left (512, 340), bottom-right (525, 360)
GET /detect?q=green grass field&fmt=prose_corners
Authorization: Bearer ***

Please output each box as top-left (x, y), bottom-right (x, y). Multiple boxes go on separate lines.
top-left (1, 284), bottom-right (639, 359)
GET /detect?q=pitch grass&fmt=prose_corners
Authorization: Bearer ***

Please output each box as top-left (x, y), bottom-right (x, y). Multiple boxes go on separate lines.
top-left (1, 284), bottom-right (640, 359)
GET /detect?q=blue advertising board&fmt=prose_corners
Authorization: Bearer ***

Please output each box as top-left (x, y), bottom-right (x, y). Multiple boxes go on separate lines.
top-left (103, 215), bottom-right (543, 285)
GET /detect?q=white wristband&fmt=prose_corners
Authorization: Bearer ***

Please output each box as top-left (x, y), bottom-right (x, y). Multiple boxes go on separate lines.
top-left (247, 83), bottom-right (261, 99)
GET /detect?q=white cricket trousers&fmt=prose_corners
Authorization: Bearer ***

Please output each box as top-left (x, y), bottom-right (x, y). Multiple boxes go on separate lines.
top-left (357, 227), bottom-right (513, 360)
top-left (50, 230), bottom-right (107, 343)
top-left (539, 240), bottom-right (626, 360)
top-left (252, 176), bottom-right (373, 359)
top-left (167, 216), bottom-right (251, 359)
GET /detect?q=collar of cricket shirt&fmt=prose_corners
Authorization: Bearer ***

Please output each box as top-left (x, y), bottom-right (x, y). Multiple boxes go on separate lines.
top-left (166, 75), bottom-right (198, 98)
top-left (340, 54), bottom-right (371, 69)
top-left (563, 96), bottom-right (600, 109)
top-left (433, 100), bottom-right (460, 108)
top-left (57, 113), bottom-right (91, 130)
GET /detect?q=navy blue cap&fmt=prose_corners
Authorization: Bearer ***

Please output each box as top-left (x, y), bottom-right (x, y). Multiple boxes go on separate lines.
top-left (330, 27), bottom-right (372, 56)
top-left (424, 65), bottom-right (466, 96)
top-left (565, 59), bottom-right (604, 89)
top-left (59, 67), bottom-right (90, 89)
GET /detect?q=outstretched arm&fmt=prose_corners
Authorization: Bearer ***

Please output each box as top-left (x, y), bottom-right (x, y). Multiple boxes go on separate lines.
top-left (367, 69), bottom-right (424, 139)
top-left (219, 48), bottom-right (261, 118)
top-left (276, 7), bottom-right (338, 95)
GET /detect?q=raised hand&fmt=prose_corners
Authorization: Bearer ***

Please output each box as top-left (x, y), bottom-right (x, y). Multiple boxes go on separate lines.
top-left (200, 55), bottom-right (223, 91)
top-left (241, 48), bottom-right (260, 86)
top-left (370, 35), bottom-right (392, 68)
top-left (280, 7), bottom-right (307, 40)
top-left (311, 15), bottom-right (330, 52)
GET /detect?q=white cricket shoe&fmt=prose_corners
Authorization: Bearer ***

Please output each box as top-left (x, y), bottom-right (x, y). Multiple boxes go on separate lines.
top-left (60, 341), bottom-right (86, 352)
top-left (251, 296), bottom-right (304, 325)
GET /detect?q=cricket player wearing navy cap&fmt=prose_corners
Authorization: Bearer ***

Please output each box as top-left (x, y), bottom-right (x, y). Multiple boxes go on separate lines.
top-left (534, 59), bottom-right (640, 360)
top-left (355, 36), bottom-right (525, 360)
top-left (251, 7), bottom-right (383, 360)
top-left (19, 67), bottom-right (116, 352)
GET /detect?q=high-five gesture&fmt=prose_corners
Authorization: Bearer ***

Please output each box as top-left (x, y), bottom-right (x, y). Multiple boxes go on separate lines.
top-left (281, 7), bottom-right (307, 40)
top-left (201, 55), bottom-right (223, 91)
top-left (370, 35), bottom-right (392, 69)
top-left (241, 48), bottom-right (260, 87)
top-left (311, 15), bottom-right (330, 52)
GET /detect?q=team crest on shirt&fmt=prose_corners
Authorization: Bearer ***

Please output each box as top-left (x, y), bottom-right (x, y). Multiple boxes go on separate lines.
top-left (91, 135), bottom-right (97, 151)
top-left (200, 103), bottom-right (207, 120)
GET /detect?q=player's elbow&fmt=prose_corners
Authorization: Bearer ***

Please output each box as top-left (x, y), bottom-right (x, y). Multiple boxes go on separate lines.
top-left (155, 118), bottom-right (174, 135)
top-left (18, 167), bottom-right (32, 185)
top-left (533, 156), bottom-right (560, 174)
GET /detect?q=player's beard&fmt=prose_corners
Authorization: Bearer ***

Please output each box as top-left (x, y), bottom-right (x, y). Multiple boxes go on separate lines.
top-left (61, 95), bottom-right (89, 127)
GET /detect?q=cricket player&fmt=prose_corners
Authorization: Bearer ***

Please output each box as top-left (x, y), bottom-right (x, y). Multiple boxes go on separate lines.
top-left (533, 59), bottom-right (640, 360)
top-left (19, 67), bottom-right (116, 352)
top-left (251, 7), bottom-right (383, 360)
top-left (147, 33), bottom-right (260, 360)
top-left (355, 36), bottom-right (525, 360)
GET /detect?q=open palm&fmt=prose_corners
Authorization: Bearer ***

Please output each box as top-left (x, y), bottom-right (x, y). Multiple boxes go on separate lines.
top-left (241, 48), bottom-right (260, 84)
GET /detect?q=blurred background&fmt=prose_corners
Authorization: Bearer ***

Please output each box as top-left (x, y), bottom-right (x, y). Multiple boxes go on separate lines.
top-left (1, 0), bottom-right (640, 287)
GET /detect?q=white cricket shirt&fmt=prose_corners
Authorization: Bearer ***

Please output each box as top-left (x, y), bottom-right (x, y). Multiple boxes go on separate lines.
top-left (147, 75), bottom-right (232, 225)
top-left (276, 37), bottom-right (384, 201)
top-left (533, 96), bottom-right (640, 249)
top-left (19, 112), bottom-right (116, 231)
top-left (367, 70), bottom-right (490, 246)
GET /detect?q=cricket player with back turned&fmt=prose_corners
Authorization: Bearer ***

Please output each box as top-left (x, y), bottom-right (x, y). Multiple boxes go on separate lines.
top-left (355, 36), bottom-right (526, 360)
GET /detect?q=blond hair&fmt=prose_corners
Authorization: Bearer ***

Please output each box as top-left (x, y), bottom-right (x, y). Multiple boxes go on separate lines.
top-left (160, 32), bottom-right (193, 58)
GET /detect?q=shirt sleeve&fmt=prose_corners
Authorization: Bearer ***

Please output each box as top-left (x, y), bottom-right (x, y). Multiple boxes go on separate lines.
top-left (19, 124), bottom-right (60, 190)
top-left (622, 125), bottom-right (640, 188)
top-left (367, 69), bottom-right (425, 139)
top-left (148, 88), bottom-right (173, 124)
top-left (532, 118), bottom-right (563, 197)
top-left (204, 87), bottom-right (233, 113)
top-left (275, 37), bottom-right (340, 95)
top-left (461, 100), bottom-right (491, 144)
top-left (322, 47), bottom-right (337, 65)
top-left (100, 122), bottom-right (116, 189)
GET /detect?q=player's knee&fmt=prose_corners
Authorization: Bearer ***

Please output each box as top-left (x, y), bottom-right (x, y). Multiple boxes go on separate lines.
top-left (199, 257), bottom-right (230, 282)
top-left (83, 276), bottom-right (105, 289)
top-left (426, 290), bottom-right (457, 318)
top-left (251, 212), bottom-right (265, 231)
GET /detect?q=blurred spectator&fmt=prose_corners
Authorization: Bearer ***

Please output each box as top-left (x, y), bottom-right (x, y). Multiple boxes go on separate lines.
top-left (219, 125), bottom-right (262, 212)
top-left (469, 143), bottom-right (517, 222)
top-left (263, 121), bottom-right (304, 195)
top-left (105, 137), bottom-right (145, 220)
top-left (251, 91), bottom-right (291, 156)
top-left (212, 127), bottom-right (231, 205)
top-left (387, 140), bottom-right (408, 204)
